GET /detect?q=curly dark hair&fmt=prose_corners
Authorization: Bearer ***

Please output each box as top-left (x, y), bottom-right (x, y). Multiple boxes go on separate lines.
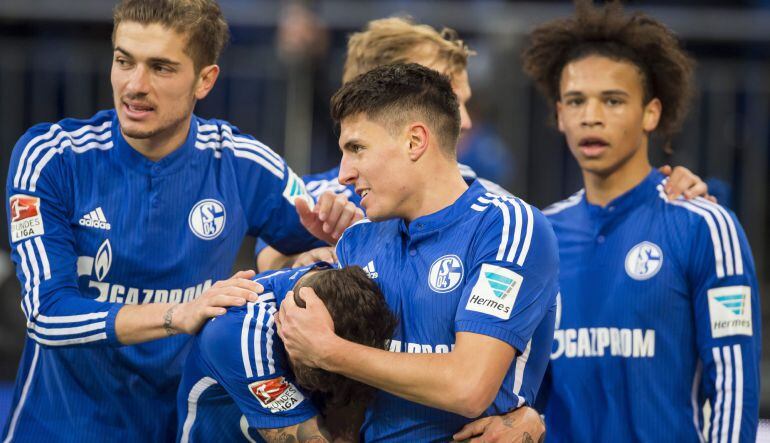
top-left (331, 62), bottom-right (462, 155)
top-left (290, 266), bottom-right (397, 407)
top-left (522, 0), bottom-right (695, 146)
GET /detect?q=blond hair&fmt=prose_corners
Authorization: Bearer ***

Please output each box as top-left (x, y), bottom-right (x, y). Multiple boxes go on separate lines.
top-left (342, 17), bottom-right (473, 83)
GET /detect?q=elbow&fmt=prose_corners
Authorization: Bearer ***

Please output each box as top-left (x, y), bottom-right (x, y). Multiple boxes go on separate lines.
top-left (450, 381), bottom-right (497, 418)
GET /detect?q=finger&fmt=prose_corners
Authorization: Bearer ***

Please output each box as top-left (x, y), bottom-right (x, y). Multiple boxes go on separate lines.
top-left (317, 248), bottom-right (335, 263)
top-left (281, 291), bottom-right (298, 311)
top-left (658, 164), bottom-right (672, 177)
top-left (298, 286), bottom-right (323, 307)
top-left (203, 306), bottom-right (228, 318)
top-left (665, 174), bottom-right (688, 201)
top-left (218, 287), bottom-right (261, 302)
top-left (353, 207), bottom-right (364, 222)
top-left (332, 203), bottom-right (357, 239)
top-left (315, 192), bottom-right (335, 222)
top-left (453, 420), bottom-right (487, 440)
top-left (323, 194), bottom-right (348, 232)
top-left (207, 294), bottom-right (250, 308)
top-left (685, 181), bottom-right (708, 200)
top-left (231, 269), bottom-right (256, 280)
top-left (706, 194), bottom-right (718, 204)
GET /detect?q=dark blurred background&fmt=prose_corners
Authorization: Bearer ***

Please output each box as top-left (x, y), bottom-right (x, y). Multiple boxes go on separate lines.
top-left (0, 0), bottom-right (768, 426)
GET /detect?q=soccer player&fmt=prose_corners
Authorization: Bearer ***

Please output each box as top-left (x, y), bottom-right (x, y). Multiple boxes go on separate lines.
top-left (177, 263), bottom-right (395, 442)
top-left (276, 63), bottom-right (560, 441)
top-left (456, 1), bottom-right (761, 441)
top-left (2, 1), bottom-right (358, 441)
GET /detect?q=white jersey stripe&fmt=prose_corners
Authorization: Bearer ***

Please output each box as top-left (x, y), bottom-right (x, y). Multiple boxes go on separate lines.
top-left (16, 243), bottom-right (33, 320)
top-left (542, 190), bottom-right (585, 216)
top-left (490, 199), bottom-right (511, 261)
top-left (517, 201), bottom-right (535, 266)
top-left (180, 377), bottom-right (218, 443)
top-left (2, 343), bottom-right (40, 443)
top-left (20, 128), bottom-right (111, 190)
top-left (28, 139), bottom-right (113, 191)
top-left (731, 345), bottom-right (743, 443)
top-left (253, 305), bottom-right (266, 377)
top-left (232, 135), bottom-right (284, 168)
top-left (704, 200), bottom-right (744, 276)
top-left (720, 346), bottom-right (733, 443)
top-left (241, 303), bottom-right (255, 378)
top-left (691, 360), bottom-right (706, 443)
top-left (691, 199), bottom-right (734, 276)
top-left (23, 242), bottom-right (41, 318)
top-left (471, 204), bottom-right (486, 212)
top-left (28, 321), bottom-right (105, 336)
top-left (14, 124), bottom-right (61, 188)
top-left (194, 140), bottom-right (284, 179)
top-left (512, 339), bottom-right (532, 408)
top-left (711, 347), bottom-right (725, 443)
top-left (36, 311), bottom-right (108, 324)
top-left (34, 237), bottom-right (51, 280)
top-left (506, 199), bottom-right (523, 263)
top-left (265, 306), bottom-right (277, 375)
top-left (28, 332), bottom-right (106, 346)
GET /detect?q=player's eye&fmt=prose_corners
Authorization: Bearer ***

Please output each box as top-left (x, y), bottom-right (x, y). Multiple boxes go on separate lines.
top-left (153, 64), bottom-right (174, 74)
top-left (605, 97), bottom-right (624, 106)
top-left (565, 97), bottom-right (584, 107)
top-left (114, 57), bottom-right (131, 68)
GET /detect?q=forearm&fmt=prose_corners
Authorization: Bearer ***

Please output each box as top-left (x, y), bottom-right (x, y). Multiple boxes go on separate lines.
top-left (257, 246), bottom-right (297, 272)
top-left (320, 337), bottom-right (484, 417)
top-left (114, 303), bottom-right (179, 345)
top-left (259, 416), bottom-right (332, 443)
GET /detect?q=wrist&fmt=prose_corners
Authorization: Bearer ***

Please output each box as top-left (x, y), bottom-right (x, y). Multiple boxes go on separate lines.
top-left (163, 304), bottom-right (182, 336)
top-left (316, 333), bottom-right (348, 372)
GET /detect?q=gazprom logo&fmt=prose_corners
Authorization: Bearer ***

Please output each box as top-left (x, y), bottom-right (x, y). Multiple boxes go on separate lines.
top-left (188, 199), bottom-right (226, 240)
top-left (485, 271), bottom-right (516, 299)
top-left (428, 255), bottom-right (464, 293)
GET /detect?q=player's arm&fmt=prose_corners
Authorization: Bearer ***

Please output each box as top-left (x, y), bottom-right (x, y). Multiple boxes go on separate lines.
top-left (686, 203), bottom-right (760, 442)
top-left (259, 417), bottom-right (332, 443)
top-left (7, 127), bottom-right (259, 348)
top-left (278, 203), bottom-right (559, 418)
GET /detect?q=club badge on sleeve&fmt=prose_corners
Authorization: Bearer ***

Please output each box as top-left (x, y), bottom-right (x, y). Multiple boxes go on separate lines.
top-left (465, 263), bottom-right (523, 320)
top-left (707, 285), bottom-right (752, 338)
top-left (248, 377), bottom-right (305, 413)
top-left (10, 194), bottom-right (44, 242)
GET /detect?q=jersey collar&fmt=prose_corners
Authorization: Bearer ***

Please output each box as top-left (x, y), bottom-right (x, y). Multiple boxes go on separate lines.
top-left (113, 111), bottom-right (198, 176)
top-left (398, 179), bottom-right (485, 238)
top-left (584, 169), bottom-right (663, 220)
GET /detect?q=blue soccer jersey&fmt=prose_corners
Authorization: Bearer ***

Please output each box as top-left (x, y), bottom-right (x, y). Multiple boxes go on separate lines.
top-left (335, 180), bottom-right (560, 442)
top-left (2, 110), bottom-right (320, 442)
top-left (177, 265), bottom-right (328, 443)
top-left (541, 170), bottom-right (761, 442)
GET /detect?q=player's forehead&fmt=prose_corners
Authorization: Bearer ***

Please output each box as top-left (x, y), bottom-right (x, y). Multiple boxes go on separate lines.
top-left (559, 55), bottom-right (643, 97)
top-left (338, 114), bottom-right (391, 147)
top-left (113, 21), bottom-right (191, 64)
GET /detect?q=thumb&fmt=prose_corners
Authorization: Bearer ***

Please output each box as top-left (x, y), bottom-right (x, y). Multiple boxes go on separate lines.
top-left (298, 286), bottom-right (322, 307)
top-left (295, 197), bottom-right (314, 221)
top-left (452, 418), bottom-right (488, 441)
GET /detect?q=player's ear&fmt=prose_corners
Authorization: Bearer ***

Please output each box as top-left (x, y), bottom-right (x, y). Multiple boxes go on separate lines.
top-left (194, 64), bottom-right (220, 100)
top-left (642, 97), bottom-right (662, 133)
top-left (556, 100), bottom-right (565, 133)
top-left (406, 122), bottom-right (429, 162)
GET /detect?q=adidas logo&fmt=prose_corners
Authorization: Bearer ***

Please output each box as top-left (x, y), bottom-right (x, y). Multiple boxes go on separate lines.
top-left (363, 260), bottom-right (378, 279)
top-left (79, 207), bottom-right (111, 230)
top-left (714, 293), bottom-right (746, 316)
top-left (485, 271), bottom-right (516, 299)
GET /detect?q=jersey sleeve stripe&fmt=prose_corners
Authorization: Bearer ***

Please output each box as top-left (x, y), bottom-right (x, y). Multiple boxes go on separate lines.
top-left (516, 201), bottom-right (535, 266)
top-left (696, 198), bottom-right (744, 276)
top-left (691, 361), bottom-right (706, 443)
top-left (489, 199), bottom-right (511, 261)
top-left (505, 199), bottom-right (523, 263)
top-left (664, 196), bottom-right (727, 278)
top-left (512, 338), bottom-right (532, 407)
top-left (23, 241), bottom-right (41, 317)
top-left (27, 332), bottom-right (106, 346)
top-left (33, 237), bottom-right (51, 280)
top-left (14, 124), bottom-right (61, 188)
top-left (253, 304), bottom-right (266, 377)
top-left (264, 305), bottom-right (278, 375)
top-left (730, 344), bottom-right (743, 443)
top-left (180, 377), bottom-right (218, 443)
top-left (690, 199), bottom-right (735, 276)
top-left (231, 134), bottom-right (284, 167)
top-left (241, 302), bottom-right (256, 378)
top-left (542, 190), bottom-right (585, 215)
top-left (711, 346), bottom-right (725, 443)
top-left (194, 139), bottom-right (285, 179)
top-left (720, 346), bottom-right (734, 443)
top-left (27, 321), bottom-right (105, 336)
top-left (36, 311), bottom-right (108, 323)
top-left (2, 343), bottom-right (40, 443)
top-left (16, 243), bottom-right (33, 321)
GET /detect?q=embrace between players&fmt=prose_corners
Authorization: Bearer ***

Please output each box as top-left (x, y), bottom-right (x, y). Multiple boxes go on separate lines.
top-left (2, 0), bottom-right (760, 442)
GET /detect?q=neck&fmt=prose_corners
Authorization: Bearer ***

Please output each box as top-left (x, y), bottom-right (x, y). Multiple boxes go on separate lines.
top-left (403, 155), bottom-right (468, 222)
top-left (122, 114), bottom-right (192, 162)
top-left (582, 142), bottom-right (652, 207)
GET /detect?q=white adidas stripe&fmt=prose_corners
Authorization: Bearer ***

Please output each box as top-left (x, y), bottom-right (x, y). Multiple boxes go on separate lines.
top-left (479, 194), bottom-right (534, 265)
top-left (253, 305), bottom-right (266, 377)
top-left (731, 345), bottom-right (743, 443)
top-left (195, 139), bottom-right (284, 179)
top-left (505, 198), bottom-right (523, 263)
top-left (264, 306), bottom-right (278, 375)
top-left (196, 123), bottom-right (285, 178)
top-left (14, 121), bottom-right (111, 189)
top-left (2, 343), bottom-right (40, 443)
top-left (542, 190), bottom-right (585, 216)
top-left (720, 346), bottom-right (733, 443)
top-left (241, 303), bottom-right (255, 378)
top-left (180, 377), bottom-right (218, 443)
top-left (512, 338), bottom-right (532, 408)
top-left (691, 360), bottom-right (706, 443)
top-left (28, 137), bottom-right (113, 192)
top-left (711, 347), bottom-right (725, 443)
top-left (28, 332), bottom-right (106, 346)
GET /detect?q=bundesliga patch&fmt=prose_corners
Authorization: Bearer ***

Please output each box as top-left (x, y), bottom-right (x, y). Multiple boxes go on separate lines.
top-left (283, 168), bottom-right (314, 208)
top-left (10, 194), bottom-right (44, 242)
top-left (248, 377), bottom-right (305, 413)
top-left (707, 286), bottom-right (752, 338)
top-left (465, 263), bottom-right (523, 320)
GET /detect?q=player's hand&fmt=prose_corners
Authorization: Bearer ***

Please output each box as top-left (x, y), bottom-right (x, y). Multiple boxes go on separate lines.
top-left (659, 165), bottom-right (715, 202)
top-left (296, 191), bottom-right (363, 244)
top-left (276, 286), bottom-right (336, 369)
top-left (292, 246), bottom-right (337, 268)
top-left (452, 406), bottom-right (545, 443)
top-left (170, 270), bottom-right (262, 335)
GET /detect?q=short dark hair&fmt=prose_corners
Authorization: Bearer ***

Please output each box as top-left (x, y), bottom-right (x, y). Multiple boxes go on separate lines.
top-left (331, 63), bottom-right (462, 155)
top-left (291, 266), bottom-right (397, 407)
top-left (522, 0), bottom-right (695, 148)
top-left (113, 0), bottom-right (229, 72)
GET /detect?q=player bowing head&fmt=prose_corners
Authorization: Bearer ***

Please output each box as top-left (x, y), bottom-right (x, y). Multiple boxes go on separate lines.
top-left (178, 263), bottom-right (396, 442)
top-left (333, 63), bottom-right (466, 221)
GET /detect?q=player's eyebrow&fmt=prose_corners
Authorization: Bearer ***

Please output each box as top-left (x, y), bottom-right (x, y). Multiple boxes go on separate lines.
top-left (114, 47), bottom-right (181, 66)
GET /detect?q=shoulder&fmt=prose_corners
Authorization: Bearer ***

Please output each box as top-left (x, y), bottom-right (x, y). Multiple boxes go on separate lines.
top-left (302, 166), bottom-right (354, 200)
top-left (193, 116), bottom-right (287, 180)
top-left (9, 110), bottom-right (115, 192)
top-left (542, 189), bottom-right (585, 219)
top-left (470, 192), bottom-right (558, 266)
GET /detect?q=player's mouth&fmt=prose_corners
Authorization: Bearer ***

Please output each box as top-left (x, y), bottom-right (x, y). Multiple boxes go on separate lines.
top-left (578, 136), bottom-right (609, 157)
top-left (356, 188), bottom-right (371, 206)
top-left (122, 101), bottom-right (155, 119)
